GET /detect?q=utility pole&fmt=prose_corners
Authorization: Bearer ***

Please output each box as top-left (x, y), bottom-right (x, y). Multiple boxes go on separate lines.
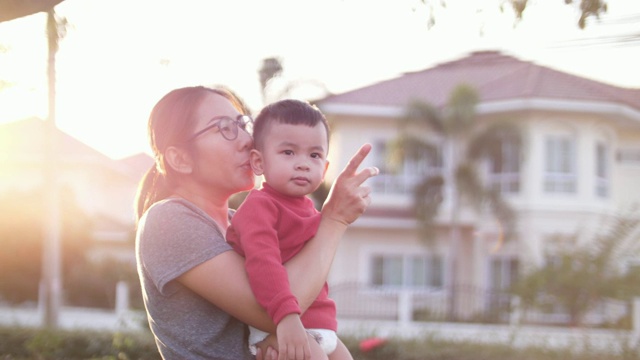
top-left (40, 9), bottom-right (62, 328)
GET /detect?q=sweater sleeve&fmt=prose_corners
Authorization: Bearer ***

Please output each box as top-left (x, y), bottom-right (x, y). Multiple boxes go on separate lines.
top-left (228, 193), bottom-right (301, 324)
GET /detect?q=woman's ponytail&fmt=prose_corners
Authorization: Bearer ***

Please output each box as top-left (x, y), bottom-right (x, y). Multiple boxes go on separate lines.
top-left (135, 164), bottom-right (171, 223)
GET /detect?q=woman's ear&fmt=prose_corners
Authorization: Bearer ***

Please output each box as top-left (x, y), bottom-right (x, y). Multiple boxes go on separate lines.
top-left (164, 146), bottom-right (193, 174)
top-left (250, 149), bottom-right (264, 176)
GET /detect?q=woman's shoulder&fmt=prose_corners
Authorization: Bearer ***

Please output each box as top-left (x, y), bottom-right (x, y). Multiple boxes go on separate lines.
top-left (147, 197), bottom-right (202, 217)
top-left (141, 198), bottom-right (213, 230)
top-left (138, 198), bottom-right (228, 251)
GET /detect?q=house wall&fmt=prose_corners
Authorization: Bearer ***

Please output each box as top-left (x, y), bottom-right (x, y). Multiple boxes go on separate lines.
top-left (614, 131), bottom-right (640, 210)
top-left (65, 164), bottom-right (139, 225)
top-left (323, 104), bottom-right (640, 305)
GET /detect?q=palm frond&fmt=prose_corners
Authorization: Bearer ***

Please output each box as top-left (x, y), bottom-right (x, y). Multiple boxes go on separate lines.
top-left (401, 99), bottom-right (444, 133)
top-left (386, 135), bottom-right (439, 172)
top-left (444, 84), bottom-right (479, 135)
top-left (467, 120), bottom-right (523, 162)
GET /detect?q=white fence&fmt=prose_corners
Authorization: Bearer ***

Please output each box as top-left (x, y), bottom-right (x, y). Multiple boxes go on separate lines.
top-left (2, 282), bottom-right (640, 354)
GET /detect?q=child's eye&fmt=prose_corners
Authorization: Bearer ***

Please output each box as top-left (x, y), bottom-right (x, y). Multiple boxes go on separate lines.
top-left (311, 153), bottom-right (323, 159)
top-left (282, 150), bottom-right (294, 155)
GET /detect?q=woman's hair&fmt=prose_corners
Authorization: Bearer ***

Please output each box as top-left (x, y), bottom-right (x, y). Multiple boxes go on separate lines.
top-left (252, 99), bottom-right (330, 151)
top-left (135, 85), bottom-right (249, 222)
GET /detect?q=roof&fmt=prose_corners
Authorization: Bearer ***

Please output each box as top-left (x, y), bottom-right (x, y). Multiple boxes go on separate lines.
top-left (0, 117), bottom-right (151, 181)
top-left (317, 50), bottom-right (640, 116)
top-left (117, 152), bottom-right (155, 182)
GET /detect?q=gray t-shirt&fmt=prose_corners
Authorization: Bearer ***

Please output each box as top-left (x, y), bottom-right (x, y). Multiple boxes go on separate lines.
top-left (136, 198), bottom-right (253, 360)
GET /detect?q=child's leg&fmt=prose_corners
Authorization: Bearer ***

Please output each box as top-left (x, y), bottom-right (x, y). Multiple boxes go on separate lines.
top-left (328, 338), bottom-right (353, 360)
top-left (307, 332), bottom-right (329, 360)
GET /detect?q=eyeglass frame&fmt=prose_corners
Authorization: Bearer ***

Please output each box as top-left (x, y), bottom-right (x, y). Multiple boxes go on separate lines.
top-left (187, 114), bottom-right (254, 142)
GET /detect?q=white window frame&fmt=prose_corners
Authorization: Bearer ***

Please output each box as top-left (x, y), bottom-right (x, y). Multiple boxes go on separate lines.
top-left (370, 253), bottom-right (444, 290)
top-left (488, 257), bottom-right (519, 291)
top-left (617, 148), bottom-right (640, 165)
top-left (544, 136), bottom-right (577, 194)
top-left (488, 135), bottom-right (521, 194)
top-left (595, 142), bottom-right (609, 198)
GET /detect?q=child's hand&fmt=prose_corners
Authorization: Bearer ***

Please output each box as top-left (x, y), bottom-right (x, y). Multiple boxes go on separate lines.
top-left (322, 143), bottom-right (379, 225)
top-left (276, 313), bottom-right (311, 360)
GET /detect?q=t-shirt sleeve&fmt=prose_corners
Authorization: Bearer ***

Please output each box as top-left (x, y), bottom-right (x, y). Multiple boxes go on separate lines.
top-left (138, 200), bottom-right (232, 296)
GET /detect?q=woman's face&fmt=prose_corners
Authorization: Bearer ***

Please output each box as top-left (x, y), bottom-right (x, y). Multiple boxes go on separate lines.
top-left (187, 92), bottom-right (255, 197)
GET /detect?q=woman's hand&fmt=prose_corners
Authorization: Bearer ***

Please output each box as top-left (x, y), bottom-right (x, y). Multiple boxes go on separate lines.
top-left (255, 333), bottom-right (278, 360)
top-left (322, 143), bottom-right (379, 225)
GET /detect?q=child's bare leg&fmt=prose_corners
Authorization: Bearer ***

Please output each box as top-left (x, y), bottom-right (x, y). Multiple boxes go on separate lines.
top-left (308, 332), bottom-right (329, 360)
top-left (328, 338), bottom-right (353, 360)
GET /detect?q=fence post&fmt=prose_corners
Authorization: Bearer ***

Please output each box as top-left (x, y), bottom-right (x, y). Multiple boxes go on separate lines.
top-left (633, 297), bottom-right (640, 345)
top-left (398, 290), bottom-right (412, 325)
top-left (510, 296), bottom-right (522, 326)
top-left (115, 281), bottom-right (129, 316)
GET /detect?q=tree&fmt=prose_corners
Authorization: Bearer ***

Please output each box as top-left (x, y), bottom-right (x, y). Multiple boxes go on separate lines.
top-left (258, 56), bottom-right (330, 106)
top-left (390, 84), bottom-right (522, 319)
top-left (0, 0), bottom-right (64, 22)
top-left (418, 0), bottom-right (608, 30)
top-left (258, 57), bottom-right (283, 104)
top-left (511, 212), bottom-right (640, 326)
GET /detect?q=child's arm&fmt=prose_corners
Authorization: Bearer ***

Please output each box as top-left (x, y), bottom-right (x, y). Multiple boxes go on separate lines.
top-left (229, 195), bottom-right (303, 329)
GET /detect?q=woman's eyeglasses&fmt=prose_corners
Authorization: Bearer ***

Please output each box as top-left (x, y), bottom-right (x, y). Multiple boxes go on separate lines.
top-left (188, 114), bottom-right (253, 142)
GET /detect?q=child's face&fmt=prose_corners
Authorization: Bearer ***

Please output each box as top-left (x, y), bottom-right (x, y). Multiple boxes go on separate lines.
top-left (252, 121), bottom-right (329, 197)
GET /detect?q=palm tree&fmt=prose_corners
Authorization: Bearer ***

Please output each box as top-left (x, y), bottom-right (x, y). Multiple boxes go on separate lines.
top-left (258, 57), bottom-right (283, 104)
top-left (0, 0), bottom-right (64, 22)
top-left (391, 84), bottom-right (522, 320)
top-left (258, 56), bottom-right (330, 106)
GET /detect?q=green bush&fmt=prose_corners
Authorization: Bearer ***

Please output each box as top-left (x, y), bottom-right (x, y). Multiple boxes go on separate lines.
top-left (2, 325), bottom-right (640, 360)
top-left (0, 326), bottom-right (159, 360)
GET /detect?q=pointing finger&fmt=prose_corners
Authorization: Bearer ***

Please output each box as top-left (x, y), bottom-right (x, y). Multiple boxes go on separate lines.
top-left (339, 143), bottom-right (373, 178)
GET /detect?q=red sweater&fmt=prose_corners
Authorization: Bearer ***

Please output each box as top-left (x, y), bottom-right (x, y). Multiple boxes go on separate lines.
top-left (226, 183), bottom-right (337, 331)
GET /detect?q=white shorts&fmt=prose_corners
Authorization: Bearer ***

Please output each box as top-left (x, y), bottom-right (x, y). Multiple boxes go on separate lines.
top-left (248, 326), bottom-right (338, 355)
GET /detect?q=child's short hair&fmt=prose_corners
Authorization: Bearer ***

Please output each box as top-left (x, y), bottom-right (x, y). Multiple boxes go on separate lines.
top-left (253, 99), bottom-right (330, 151)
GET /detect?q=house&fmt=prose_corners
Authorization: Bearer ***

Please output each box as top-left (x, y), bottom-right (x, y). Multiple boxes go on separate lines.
top-left (0, 117), bottom-right (154, 263)
top-left (316, 50), bottom-right (640, 321)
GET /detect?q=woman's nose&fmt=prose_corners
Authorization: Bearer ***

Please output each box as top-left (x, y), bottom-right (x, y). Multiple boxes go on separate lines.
top-left (237, 130), bottom-right (253, 150)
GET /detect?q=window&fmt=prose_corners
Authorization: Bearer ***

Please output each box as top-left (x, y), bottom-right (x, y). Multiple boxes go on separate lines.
top-left (371, 139), bottom-right (443, 195)
top-left (617, 148), bottom-right (640, 164)
top-left (544, 136), bottom-right (576, 193)
top-left (488, 135), bottom-right (521, 194)
top-left (371, 254), bottom-right (443, 289)
top-left (595, 143), bottom-right (609, 197)
top-left (489, 258), bottom-right (519, 290)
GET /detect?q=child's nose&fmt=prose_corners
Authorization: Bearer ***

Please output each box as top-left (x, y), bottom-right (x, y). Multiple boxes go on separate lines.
top-left (295, 160), bottom-right (310, 170)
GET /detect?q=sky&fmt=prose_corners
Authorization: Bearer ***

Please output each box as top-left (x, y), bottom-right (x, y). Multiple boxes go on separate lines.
top-left (0, 0), bottom-right (639, 160)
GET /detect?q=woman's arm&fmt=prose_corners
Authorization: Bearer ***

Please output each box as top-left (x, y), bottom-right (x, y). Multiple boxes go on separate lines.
top-left (178, 144), bottom-right (379, 332)
top-left (178, 249), bottom-right (278, 331)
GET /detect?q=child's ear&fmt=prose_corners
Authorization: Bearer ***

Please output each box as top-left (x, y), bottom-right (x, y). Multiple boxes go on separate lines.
top-left (250, 149), bottom-right (264, 176)
top-left (165, 146), bottom-right (193, 174)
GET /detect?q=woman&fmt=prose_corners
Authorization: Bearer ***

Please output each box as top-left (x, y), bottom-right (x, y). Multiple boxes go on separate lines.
top-left (135, 86), bottom-right (378, 360)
